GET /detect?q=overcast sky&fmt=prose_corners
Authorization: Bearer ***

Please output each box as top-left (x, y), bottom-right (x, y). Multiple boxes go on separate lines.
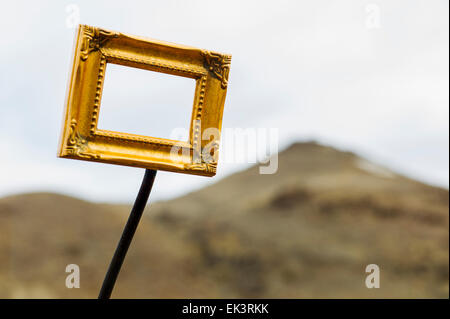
top-left (0, 0), bottom-right (448, 203)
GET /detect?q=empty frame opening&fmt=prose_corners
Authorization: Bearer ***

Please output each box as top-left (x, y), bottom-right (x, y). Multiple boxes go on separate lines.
top-left (98, 63), bottom-right (196, 141)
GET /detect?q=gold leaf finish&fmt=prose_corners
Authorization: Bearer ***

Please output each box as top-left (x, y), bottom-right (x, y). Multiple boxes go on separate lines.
top-left (65, 119), bottom-right (100, 159)
top-left (58, 25), bottom-right (231, 176)
top-left (202, 50), bottom-right (232, 89)
top-left (80, 25), bottom-right (119, 61)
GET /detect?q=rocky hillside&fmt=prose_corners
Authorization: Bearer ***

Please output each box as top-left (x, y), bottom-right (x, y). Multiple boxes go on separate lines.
top-left (0, 142), bottom-right (448, 298)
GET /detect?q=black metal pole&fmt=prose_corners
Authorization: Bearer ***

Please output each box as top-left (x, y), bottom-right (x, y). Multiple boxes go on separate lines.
top-left (98, 169), bottom-right (157, 299)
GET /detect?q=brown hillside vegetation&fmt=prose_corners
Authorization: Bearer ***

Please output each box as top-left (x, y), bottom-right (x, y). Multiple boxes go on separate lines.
top-left (0, 142), bottom-right (448, 298)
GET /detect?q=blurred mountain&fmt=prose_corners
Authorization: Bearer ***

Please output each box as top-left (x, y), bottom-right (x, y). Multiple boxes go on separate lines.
top-left (0, 142), bottom-right (448, 298)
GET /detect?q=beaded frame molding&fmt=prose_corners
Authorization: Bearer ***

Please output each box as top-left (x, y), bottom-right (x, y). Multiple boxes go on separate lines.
top-left (58, 25), bottom-right (231, 176)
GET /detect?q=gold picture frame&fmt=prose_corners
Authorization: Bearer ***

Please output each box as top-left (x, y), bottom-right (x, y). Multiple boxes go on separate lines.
top-left (58, 24), bottom-right (231, 177)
